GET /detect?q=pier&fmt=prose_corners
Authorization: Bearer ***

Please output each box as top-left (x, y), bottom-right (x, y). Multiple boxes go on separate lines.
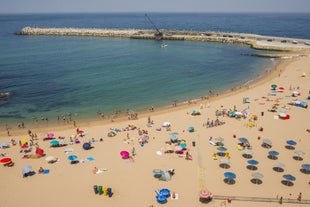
top-left (15, 27), bottom-right (310, 51)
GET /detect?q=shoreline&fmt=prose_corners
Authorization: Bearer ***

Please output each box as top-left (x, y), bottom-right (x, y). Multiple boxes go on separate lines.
top-left (1, 41), bottom-right (309, 207)
top-left (0, 53), bottom-right (302, 138)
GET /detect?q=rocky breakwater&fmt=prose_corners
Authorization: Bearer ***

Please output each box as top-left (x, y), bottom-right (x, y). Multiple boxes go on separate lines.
top-left (15, 27), bottom-right (138, 38)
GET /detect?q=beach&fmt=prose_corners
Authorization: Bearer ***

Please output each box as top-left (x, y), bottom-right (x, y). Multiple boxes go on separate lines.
top-left (1, 50), bottom-right (310, 207)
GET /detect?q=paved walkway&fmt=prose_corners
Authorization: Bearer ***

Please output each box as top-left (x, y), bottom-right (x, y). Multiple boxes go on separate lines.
top-left (213, 195), bottom-right (310, 204)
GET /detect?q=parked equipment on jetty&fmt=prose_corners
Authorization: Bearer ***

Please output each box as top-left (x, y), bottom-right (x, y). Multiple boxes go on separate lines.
top-left (145, 14), bottom-right (163, 40)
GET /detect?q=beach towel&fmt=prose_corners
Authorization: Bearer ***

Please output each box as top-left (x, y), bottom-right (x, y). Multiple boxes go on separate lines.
top-left (43, 169), bottom-right (50, 174)
top-left (87, 157), bottom-right (95, 161)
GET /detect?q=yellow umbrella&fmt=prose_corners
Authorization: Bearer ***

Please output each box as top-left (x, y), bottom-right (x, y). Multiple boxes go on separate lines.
top-left (20, 138), bottom-right (29, 145)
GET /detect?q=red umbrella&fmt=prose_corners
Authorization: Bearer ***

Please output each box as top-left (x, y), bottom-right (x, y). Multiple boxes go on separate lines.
top-left (0, 157), bottom-right (12, 163)
top-left (36, 148), bottom-right (44, 155)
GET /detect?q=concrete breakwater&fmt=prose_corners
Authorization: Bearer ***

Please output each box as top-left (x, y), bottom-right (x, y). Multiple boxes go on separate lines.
top-left (15, 27), bottom-right (310, 51)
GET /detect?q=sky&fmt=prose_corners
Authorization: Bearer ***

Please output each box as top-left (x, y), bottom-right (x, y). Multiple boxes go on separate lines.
top-left (1, 0), bottom-right (310, 14)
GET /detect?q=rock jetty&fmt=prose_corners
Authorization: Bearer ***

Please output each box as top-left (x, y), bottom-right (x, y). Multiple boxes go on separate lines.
top-left (15, 27), bottom-right (310, 51)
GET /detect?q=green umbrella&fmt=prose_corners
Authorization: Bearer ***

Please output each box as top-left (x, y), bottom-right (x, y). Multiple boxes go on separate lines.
top-left (271, 84), bottom-right (277, 90)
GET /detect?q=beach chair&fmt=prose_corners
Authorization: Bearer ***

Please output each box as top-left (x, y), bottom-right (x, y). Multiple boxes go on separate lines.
top-left (103, 187), bottom-right (108, 196)
top-left (107, 188), bottom-right (113, 197)
top-left (98, 186), bottom-right (103, 195)
top-left (93, 185), bottom-right (98, 194)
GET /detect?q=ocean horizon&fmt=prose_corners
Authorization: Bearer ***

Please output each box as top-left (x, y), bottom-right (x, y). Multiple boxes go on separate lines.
top-left (0, 12), bottom-right (309, 125)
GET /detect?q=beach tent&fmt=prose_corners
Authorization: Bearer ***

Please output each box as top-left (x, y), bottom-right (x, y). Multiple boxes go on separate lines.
top-left (159, 171), bottom-right (171, 181)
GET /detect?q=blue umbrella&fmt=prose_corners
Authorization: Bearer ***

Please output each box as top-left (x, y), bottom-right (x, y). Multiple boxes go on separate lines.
top-left (22, 165), bottom-right (32, 175)
top-left (67, 155), bottom-right (78, 161)
top-left (152, 169), bottom-right (163, 175)
top-left (50, 140), bottom-right (59, 146)
top-left (83, 142), bottom-right (91, 150)
top-left (248, 160), bottom-right (259, 165)
top-left (286, 140), bottom-right (297, 146)
top-left (156, 194), bottom-right (167, 204)
top-left (188, 126), bottom-right (194, 132)
top-left (217, 147), bottom-right (227, 152)
top-left (268, 150), bottom-right (279, 156)
top-left (283, 174), bottom-right (296, 181)
top-left (170, 135), bottom-right (178, 142)
top-left (238, 137), bottom-right (248, 143)
top-left (159, 188), bottom-right (171, 198)
top-left (224, 172), bottom-right (236, 179)
top-left (301, 164), bottom-right (310, 171)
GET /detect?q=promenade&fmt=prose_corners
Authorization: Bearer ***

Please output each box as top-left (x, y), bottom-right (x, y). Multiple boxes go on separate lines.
top-left (15, 27), bottom-right (310, 51)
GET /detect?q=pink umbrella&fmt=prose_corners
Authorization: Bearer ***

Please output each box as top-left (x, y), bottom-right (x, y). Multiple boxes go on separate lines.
top-left (175, 146), bottom-right (182, 151)
top-left (120, 150), bottom-right (129, 159)
top-left (199, 188), bottom-right (212, 199)
top-left (47, 133), bottom-right (54, 138)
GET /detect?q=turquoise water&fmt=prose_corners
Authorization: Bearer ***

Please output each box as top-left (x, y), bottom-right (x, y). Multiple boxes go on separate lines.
top-left (3, 12), bottom-right (309, 124)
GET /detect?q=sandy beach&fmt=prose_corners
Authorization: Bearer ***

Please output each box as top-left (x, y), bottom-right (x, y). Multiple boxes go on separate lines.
top-left (1, 51), bottom-right (310, 207)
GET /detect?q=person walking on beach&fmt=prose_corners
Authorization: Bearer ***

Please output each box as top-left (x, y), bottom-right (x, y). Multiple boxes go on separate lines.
top-left (297, 192), bottom-right (302, 201)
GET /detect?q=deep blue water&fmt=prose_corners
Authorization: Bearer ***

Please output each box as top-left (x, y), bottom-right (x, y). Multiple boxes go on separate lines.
top-left (0, 13), bottom-right (309, 124)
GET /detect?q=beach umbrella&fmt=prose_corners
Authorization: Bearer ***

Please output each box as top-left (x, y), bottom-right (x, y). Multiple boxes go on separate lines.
top-left (107, 131), bottom-right (116, 137)
top-left (248, 159), bottom-right (259, 165)
top-left (283, 174), bottom-right (296, 181)
top-left (219, 157), bottom-right (230, 169)
top-left (224, 172), bottom-right (236, 184)
top-left (82, 142), bottom-right (92, 150)
top-left (262, 139), bottom-right (272, 145)
top-left (301, 164), bottom-right (310, 171)
top-left (47, 133), bottom-right (54, 138)
top-left (242, 149), bottom-right (253, 158)
top-left (170, 134), bottom-right (178, 142)
top-left (217, 147), bottom-right (227, 152)
top-left (179, 141), bottom-right (187, 149)
top-left (45, 156), bottom-right (56, 162)
top-left (175, 146), bottom-right (182, 152)
top-left (286, 140), bottom-right (297, 146)
top-left (120, 150), bottom-right (129, 159)
top-left (271, 84), bottom-right (277, 90)
top-left (294, 150), bottom-right (305, 160)
top-left (152, 169), bottom-right (163, 175)
top-left (188, 126), bottom-right (194, 132)
top-left (268, 150), bottom-right (279, 160)
top-left (0, 157), bottom-right (12, 164)
top-left (50, 140), bottom-right (59, 146)
top-left (0, 142), bottom-right (9, 148)
top-left (159, 188), bottom-right (170, 198)
top-left (273, 162), bottom-right (285, 172)
top-left (282, 174), bottom-right (296, 186)
top-left (238, 137), bottom-right (248, 143)
top-left (251, 172), bottom-right (264, 184)
top-left (67, 155), bottom-right (78, 161)
top-left (199, 189), bottom-right (212, 199)
top-left (156, 194), bottom-right (167, 204)
top-left (20, 138), bottom-right (29, 145)
top-left (35, 148), bottom-right (44, 155)
top-left (247, 159), bottom-right (259, 170)
top-left (22, 165), bottom-right (32, 175)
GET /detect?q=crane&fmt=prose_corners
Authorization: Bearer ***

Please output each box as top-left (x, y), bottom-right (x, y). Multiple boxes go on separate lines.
top-left (145, 13), bottom-right (163, 39)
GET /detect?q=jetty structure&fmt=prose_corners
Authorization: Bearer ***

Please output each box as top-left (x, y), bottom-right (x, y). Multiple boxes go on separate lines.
top-left (15, 27), bottom-right (310, 52)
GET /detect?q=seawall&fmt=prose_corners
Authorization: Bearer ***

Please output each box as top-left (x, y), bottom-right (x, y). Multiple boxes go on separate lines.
top-left (15, 27), bottom-right (310, 52)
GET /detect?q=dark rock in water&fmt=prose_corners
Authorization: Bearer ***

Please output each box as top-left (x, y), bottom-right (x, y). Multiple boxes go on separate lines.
top-left (0, 91), bottom-right (10, 100)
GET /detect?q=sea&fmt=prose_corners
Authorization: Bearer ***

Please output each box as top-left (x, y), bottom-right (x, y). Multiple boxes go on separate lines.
top-left (0, 13), bottom-right (309, 125)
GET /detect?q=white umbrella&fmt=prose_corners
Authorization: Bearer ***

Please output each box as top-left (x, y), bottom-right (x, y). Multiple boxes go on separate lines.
top-left (162, 122), bottom-right (171, 127)
top-left (45, 156), bottom-right (56, 162)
